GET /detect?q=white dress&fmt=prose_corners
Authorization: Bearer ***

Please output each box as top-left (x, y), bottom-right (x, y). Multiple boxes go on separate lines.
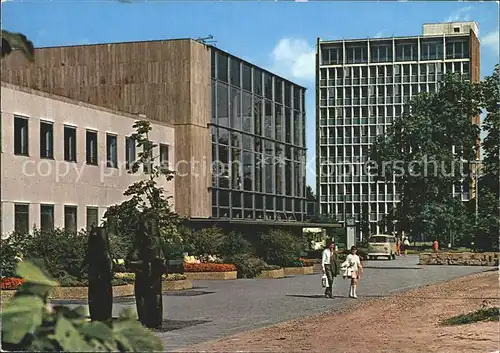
top-left (345, 254), bottom-right (361, 279)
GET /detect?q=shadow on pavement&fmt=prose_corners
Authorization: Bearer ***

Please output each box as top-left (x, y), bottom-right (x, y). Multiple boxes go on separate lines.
top-left (151, 319), bottom-right (212, 332)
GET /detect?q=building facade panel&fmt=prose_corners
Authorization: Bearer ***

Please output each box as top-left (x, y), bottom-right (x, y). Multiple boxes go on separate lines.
top-left (316, 22), bottom-right (479, 235)
top-left (1, 83), bottom-right (175, 235)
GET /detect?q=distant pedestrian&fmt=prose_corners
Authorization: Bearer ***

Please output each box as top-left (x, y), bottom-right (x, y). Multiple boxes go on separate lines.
top-left (342, 246), bottom-right (363, 299)
top-left (433, 239), bottom-right (439, 253)
top-left (321, 241), bottom-right (340, 298)
top-left (403, 237), bottom-right (410, 256)
top-left (396, 238), bottom-right (401, 256)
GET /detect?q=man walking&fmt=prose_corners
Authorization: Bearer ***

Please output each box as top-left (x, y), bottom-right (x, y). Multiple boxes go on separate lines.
top-left (322, 241), bottom-right (340, 298)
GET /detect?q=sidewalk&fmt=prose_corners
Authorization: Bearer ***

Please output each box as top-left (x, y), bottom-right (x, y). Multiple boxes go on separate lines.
top-left (178, 270), bottom-right (499, 353)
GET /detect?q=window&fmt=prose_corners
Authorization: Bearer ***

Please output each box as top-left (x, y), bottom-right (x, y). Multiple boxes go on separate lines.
top-left (64, 126), bottom-right (77, 162)
top-left (242, 63), bottom-right (252, 92)
top-left (160, 144), bottom-right (169, 169)
top-left (125, 136), bottom-right (136, 170)
top-left (14, 204), bottom-right (29, 234)
top-left (216, 52), bottom-right (228, 83)
top-left (370, 43), bottom-right (392, 63)
top-left (106, 134), bottom-right (117, 168)
top-left (14, 116), bottom-right (29, 156)
top-left (230, 58), bottom-right (240, 87)
top-left (86, 130), bottom-right (98, 165)
top-left (39, 121), bottom-right (54, 159)
top-left (86, 207), bottom-right (98, 230)
top-left (453, 27), bottom-right (460, 33)
top-left (40, 204), bottom-right (54, 231)
top-left (64, 206), bottom-right (77, 232)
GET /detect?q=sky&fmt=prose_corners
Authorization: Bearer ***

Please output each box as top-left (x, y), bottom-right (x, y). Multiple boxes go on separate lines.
top-left (2, 1), bottom-right (499, 190)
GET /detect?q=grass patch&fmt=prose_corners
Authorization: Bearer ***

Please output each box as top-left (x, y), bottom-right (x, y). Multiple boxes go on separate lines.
top-left (441, 307), bottom-right (500, 326)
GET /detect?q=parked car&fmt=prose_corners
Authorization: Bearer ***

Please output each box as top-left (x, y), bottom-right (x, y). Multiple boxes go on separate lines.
top-left (367, 234), bottom-right (397, 260)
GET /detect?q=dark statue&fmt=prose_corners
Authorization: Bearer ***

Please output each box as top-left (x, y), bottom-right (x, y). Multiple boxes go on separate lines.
top-left (127, 215), bottom-right (166, 329)
top-left (80, 226), bottom-right (114, 322)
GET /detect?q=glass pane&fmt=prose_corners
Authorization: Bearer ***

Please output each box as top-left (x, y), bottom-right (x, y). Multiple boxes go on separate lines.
top-left (217, 52), bottom-right (228, 82)
top-left (230, 58), bottom-right (240, 87)
top-left (242, 91), bottom-right (252, 133)
top-left (40, 205), bottom-right (54, 231)
top-left (64, 206), bottom-right (77, 232)
top-left (14, 204), bottom-right (29, 234)
top-left (230, 87), bottom-right (242, 130)
top-left (217, 82), bottom-right (229, 127)
top-left (86, 208), bottom-right (99, 230)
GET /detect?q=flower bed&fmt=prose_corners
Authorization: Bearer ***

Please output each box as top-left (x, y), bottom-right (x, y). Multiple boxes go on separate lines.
top-left (183, 263), bottom-right (237, 280)
top-left (1, 273), bottom-right (192, 301)
top-left (1, 277), bottom-right (24, 290)
top-left (300, 258), bottom-right (315, 267)
top-left (184, 263), bottom-right (236, 272)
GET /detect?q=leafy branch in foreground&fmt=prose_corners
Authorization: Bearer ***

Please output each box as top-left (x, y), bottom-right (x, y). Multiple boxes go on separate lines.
top-left (1, 260), bottom-right (164, 352)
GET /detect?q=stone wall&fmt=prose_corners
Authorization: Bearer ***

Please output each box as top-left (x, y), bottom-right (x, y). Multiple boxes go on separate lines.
top-left (419, 252), bottom-right (499, 266)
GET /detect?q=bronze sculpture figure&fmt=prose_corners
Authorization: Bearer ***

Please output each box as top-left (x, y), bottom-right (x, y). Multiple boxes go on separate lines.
top-left (81, 226), bottom-right (114, 323)
top-left (127, 215), bottom-right (166, 328)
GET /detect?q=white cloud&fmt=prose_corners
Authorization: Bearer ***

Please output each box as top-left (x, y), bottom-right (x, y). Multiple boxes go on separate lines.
top-left (270, 38), bottom-right (315, 82)
top-left (481, 29), bottom-right (499, 55)
top-left (445, 6), bottom-right (472, 22)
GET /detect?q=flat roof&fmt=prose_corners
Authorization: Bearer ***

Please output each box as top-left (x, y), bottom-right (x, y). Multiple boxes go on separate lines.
top-left (35, 38), bottom-right (306, 91)
top-left (318, 33), bottom-right (470, 45)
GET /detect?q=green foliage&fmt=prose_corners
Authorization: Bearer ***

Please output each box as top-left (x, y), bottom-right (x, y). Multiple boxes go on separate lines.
top-left (370, 72), bottom-right (483, 237)
top-left (182, 227), bottom-right (225, 256)
top-left (1, 261), bottom-right (164, 352)
top-left (256, 230), bottom-right (304, 267)
top-left (103, 120), bottom-right (180, 258)
top-left (0, 229), bottom-right (88, 280)
top-left (219, 231), bottom-right (251, 258)
top-left (1, 30), bottom-right (35, 61)
top-left (225, 254), bottom-right (279, 278)
top-left (441, 307), bottom-right (499, 326)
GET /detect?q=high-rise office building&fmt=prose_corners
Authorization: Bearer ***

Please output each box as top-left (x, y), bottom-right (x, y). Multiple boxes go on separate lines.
top-left (315, 22), bottom-right (480, 235)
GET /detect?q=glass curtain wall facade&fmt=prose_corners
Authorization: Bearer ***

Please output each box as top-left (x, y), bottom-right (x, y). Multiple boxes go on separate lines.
top-left (211, 49), bottom-right (307, 221)
top-left (317, 32), bottom-right (473, 234)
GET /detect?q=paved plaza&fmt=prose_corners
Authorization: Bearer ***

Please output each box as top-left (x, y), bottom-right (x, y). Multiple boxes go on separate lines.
top-left (54, 255), bottom-right (490, 351)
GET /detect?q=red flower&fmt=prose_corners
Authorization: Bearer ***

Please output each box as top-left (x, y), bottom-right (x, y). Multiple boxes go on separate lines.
top-left (0, 277), bottom-right (24, 290)
top-left (184, 263), bottom-right (236, 273)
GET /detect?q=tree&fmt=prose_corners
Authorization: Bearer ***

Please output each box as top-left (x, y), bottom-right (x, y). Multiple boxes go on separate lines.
top-left (370, 73), bottom-right (482, 237)
top-left (306, 185), bottom-right (316, 201)
top-left (103, 120), bottom-right (180, 258)
top-left (1, 30), bottom-right (35, 61)
top-left (475, 65), bottom-right (500, 250)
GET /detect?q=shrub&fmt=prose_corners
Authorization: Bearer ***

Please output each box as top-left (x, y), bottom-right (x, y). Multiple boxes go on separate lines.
top-left (256, 230), bottom-right (303, 267)
top-left (184, 263), bottom-right (236, 273)
top-left (1, 260), bottom-right (164, 352)
top-left (113, 272), bottom-right (187, 282)
top-left (183, 227), bottom-right (225, 257)
top-left (220, 231), bottom-right (251, 258)
top-left (163, 273), bottom-right (187, 281)
top-left (22, 228), bottom-right (88, 279)
top-left (0, 231), bottom-right (31, 278)
top-left (225, 254), bottom-right (278, 279)
top-left (0, 277), bottom-right (24, 290)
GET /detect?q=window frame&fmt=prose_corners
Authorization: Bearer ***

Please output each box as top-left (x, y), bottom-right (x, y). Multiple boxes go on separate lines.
top-left (64, 125), bottom-right (77, 162)
top-left (40, 120), bottom-right (54, 159)
top-left (106, 133), bottom-right (118, 168)
top-left (40, 204), bottom-right (54, 231)
top-left (64, 205), bottom-right (78, 232)
top-left (86, 130), bottom-right (98, 166)
top-left (14, 203), bottom-right (29, 234)
top-left (14, 115), bottom-right (29, 156)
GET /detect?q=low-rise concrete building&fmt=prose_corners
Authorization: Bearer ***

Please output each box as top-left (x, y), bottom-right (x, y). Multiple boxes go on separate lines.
top-left (1, 82), bottom-right (175, 235)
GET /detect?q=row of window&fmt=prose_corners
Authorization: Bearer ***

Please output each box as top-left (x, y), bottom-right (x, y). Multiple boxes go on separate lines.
top-left (321, 183), bottom-right (398, 195)
top-left (13, 116), bottom-right (170, 170)
top-left (211, 49), bottom-right (305, 109)
top-left (212, 207), bottom-right (305, 222)
top-left (319, 126), bottom-right (385, 138)
top-left (212, 145), bottom-right (305, 198)
top-left (320, 38), bottom-right (469, 65)
top-left (12, 203), bottom-right (100, 235)
top-left (319, 61), bottom-right (468, 80)
top-left (212, 81), bottom-right (305, 146)
top-left (213, 127), bottom-right (305, 161)
top-left (319, 104), bottom-right (412, 121)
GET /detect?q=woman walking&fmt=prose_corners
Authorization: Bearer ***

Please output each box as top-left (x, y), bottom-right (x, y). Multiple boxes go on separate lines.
top-left (343, 246), bottom-right (363, 299)
top-left (321, 241), bottom-right (340, 298)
